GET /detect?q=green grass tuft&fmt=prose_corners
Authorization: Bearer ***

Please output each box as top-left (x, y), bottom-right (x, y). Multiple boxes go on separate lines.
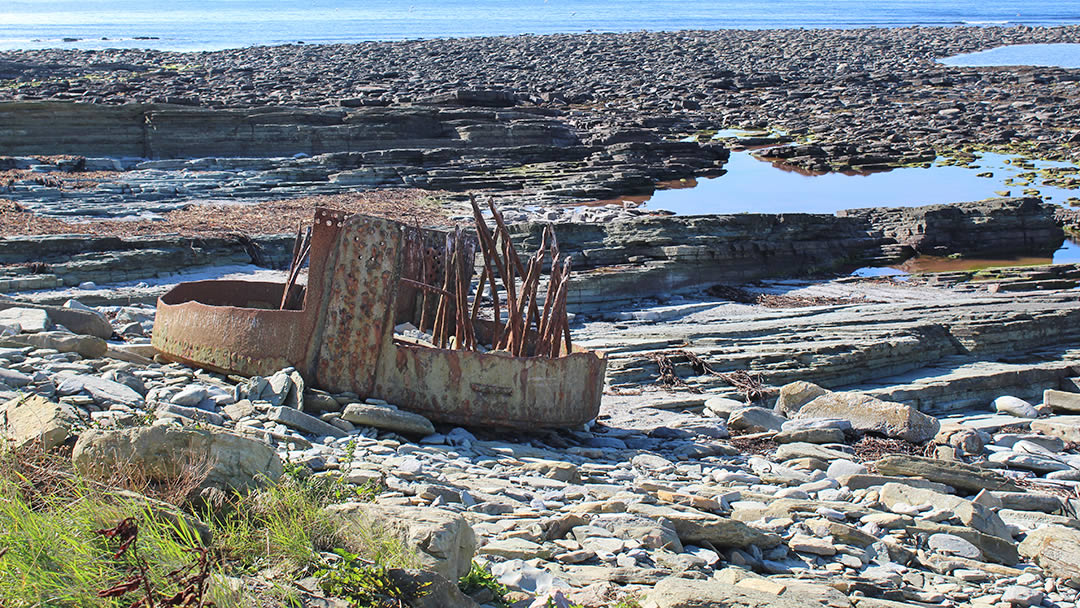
top-left (0, 442), bottom-right (408, 607)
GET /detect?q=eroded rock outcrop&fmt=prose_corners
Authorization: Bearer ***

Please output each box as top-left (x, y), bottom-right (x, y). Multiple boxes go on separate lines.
top-left (508, 198), bottom-right (1063, 306)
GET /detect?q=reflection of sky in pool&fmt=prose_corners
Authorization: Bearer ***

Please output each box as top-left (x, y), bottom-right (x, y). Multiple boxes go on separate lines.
top-left (633, 151), bottom-right (1079, 216)
top-left (850, 238), bottom-right (1080, 277)
top-left (939, 43), bottom-right (1080, 69)
top-left (1056, 238), bottom-right (1080, 265)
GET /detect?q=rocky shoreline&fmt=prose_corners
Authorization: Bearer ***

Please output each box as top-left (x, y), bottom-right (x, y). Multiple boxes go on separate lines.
top-left (4, 23), bottom-right (1080, 608)
top-left (4, 289), bottom-right (1080, 607)
top-left (2, 25), bottom-right (1080, 208)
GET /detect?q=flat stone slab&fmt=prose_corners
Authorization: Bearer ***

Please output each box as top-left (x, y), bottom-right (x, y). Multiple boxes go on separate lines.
top-left (0, 307), bottom-right (51, 333)
top-left (55, 372), bottom-right (143, 407)
top-left (479, 538), bottom-right (552, 560)
top-left (874, 454), bottom-right (1020, 494)
top-left (72, 425), bottom-right (282, 492)
top-left (0, 394), bottom-right (79, 450)
top-left (268, 406), bottom-right (346, 438)
top-left (943, 412), bottom-right (1033, 433)
top-left (0, 367), bottom-right (32, 388)
top-left (1031, 416), bottom-right (1080, 443)
top-left (325, 502), bottom-right (476, 580)
top-left (628, 502), bottom-right (780, 549)
top-left (839, 474), bottom-right (952, 494)
top-left (1045, 389), bottom-right (1080, 413)
top-left (341, 402), bottom-right (435, 436)
top-left (1019, 525), bottom-right (1080, 581)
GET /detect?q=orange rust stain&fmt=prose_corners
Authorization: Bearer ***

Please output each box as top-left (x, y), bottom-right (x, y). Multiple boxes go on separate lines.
top-left (446, 352), bottom-right (462, 385)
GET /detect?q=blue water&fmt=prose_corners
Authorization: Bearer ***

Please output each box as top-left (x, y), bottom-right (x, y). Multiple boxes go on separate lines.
top-left (640, 151), bottom-right (1080, 216)
top-left (1, 1), bottom-right (1079, 51)
top-left (941, 43), bottom-right (1080, 68)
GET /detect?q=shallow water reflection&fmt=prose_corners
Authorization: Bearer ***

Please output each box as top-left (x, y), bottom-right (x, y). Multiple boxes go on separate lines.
top-left (852, 238), bottom-right (1080, 276)
top-left (629, 151), bottom-right (1079, 216)
top-left (939, 43), bottom-right (1080, 69)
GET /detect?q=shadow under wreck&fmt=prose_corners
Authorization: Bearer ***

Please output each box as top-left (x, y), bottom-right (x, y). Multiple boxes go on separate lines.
top-left (152, 205), bottom-right (606, 429)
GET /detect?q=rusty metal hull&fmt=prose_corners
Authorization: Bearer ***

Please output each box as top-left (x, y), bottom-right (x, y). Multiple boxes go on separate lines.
top-left (374, 343), bottom-right (604, 428)
top-left (153, 208), bottom-right (606, 429)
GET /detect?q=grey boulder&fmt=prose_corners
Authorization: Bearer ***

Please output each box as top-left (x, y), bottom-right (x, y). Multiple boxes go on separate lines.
top-left (324, 502), bottom-right (476, 580)
top-left (795, 391), bottom-right (939, 443)
top-left (0, 394), bottom-right (81, 451)
top-left (72, 425), bottom-right (282, 492)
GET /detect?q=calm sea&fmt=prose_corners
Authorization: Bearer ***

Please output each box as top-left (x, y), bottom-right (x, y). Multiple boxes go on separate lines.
top-left (1, 0), bottom-right (1079, 52)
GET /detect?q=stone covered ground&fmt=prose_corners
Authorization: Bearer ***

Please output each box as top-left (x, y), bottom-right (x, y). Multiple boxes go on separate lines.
top-left (4, 272), bottom-right (1080, 607)
top-left (3, 25), bottom-right (1080, 168)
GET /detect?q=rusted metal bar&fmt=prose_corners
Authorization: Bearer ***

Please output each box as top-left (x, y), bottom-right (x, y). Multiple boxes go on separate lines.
top-left (497, 236), bottom-right (522, 353)
top-left (492, 209), bottom-right (528, 354)
top-left (537, 253), bottom-right (562, 346)
top-left (487, 197), bottom-right (528, 279)
top-left (511, 254), bottom-right (544, 356)
top-left (279, 229), bottom-right (311, 311)
top-left (470, 265), bottom-right (488, 326)
top-left (500, 245), bottom-right (543, 353)
top-left (418, 237), bottom-right (431, 332)
top-left (539, 258), bottom-right (572, 358)
top-left (518, 255), bottom-right (542, 321)
top-left (547, 272), bottom-right (571, 358)
top-left (457, 235), bottom-right (476, 350)
top-left (279, 224), bottom-right (304, 310)
top-left (470, 195), bottom-right (508, 347)
top-left (288, 223), bottom-right (303, 271)
top-left (450, 228), bottom-right (462, 349)
top-left (480, 195), bottom-right (530, 353)
top-left (516, 227), bottom-right (549, 331)
top-left (484, 254), bottom-right (501, 347)
top-left (560, 258), bottom-right (573, 355)
top-left (432, 232), bottom-right (454, 349)
top-left (451, 228), bottom-right (469, 350)
top-left (400, 277), bottom-right (453, 299)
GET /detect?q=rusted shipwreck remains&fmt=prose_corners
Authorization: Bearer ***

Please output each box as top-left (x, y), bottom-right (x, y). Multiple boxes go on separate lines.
top-left (152, 205), bottom-right (606, 429)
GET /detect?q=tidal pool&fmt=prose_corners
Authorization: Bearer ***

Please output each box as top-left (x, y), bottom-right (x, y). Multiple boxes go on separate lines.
top-left (851, 237), bottom-right (1080, 277)
top-left (629, 150), bottom-right (1079, 216)
top-left (939, 43), bottom-right (1080, 69)
top-left (596, 145), bottom-right (1080, 274)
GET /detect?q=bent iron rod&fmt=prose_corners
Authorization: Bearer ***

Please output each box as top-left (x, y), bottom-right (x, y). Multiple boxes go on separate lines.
top-left (395, 197), bottom-right (573, 357)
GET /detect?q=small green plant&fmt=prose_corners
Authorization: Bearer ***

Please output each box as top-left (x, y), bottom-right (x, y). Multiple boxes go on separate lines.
top-left (212, 474), bottom-right (338, 572)
top-left (281, 457), bottom-right (384, 508)
top-left (458, 561), bottom-right (510, 607)
top-left (611, 597), bottom-right (643, 608)
top-left (316, 548), bottom-right (427, 608)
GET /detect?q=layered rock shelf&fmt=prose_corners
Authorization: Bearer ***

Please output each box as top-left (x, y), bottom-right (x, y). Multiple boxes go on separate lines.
top-left (576, 281), bottom-right (1080, 413)
top-left (507, 198), bottom-right (1064, 306)
top-left (3, 25), bottom-right (1080, 202)
top-left (0, 198), bottom-right (1064, 308)
top-left (0, 104), bottom-right (728, 217)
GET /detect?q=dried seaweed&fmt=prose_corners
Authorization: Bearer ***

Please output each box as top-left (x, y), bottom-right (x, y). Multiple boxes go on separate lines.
top-left (852, 436), bottom-right (923, 461)
top-left (0, 190), bottom-right (446, 238)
